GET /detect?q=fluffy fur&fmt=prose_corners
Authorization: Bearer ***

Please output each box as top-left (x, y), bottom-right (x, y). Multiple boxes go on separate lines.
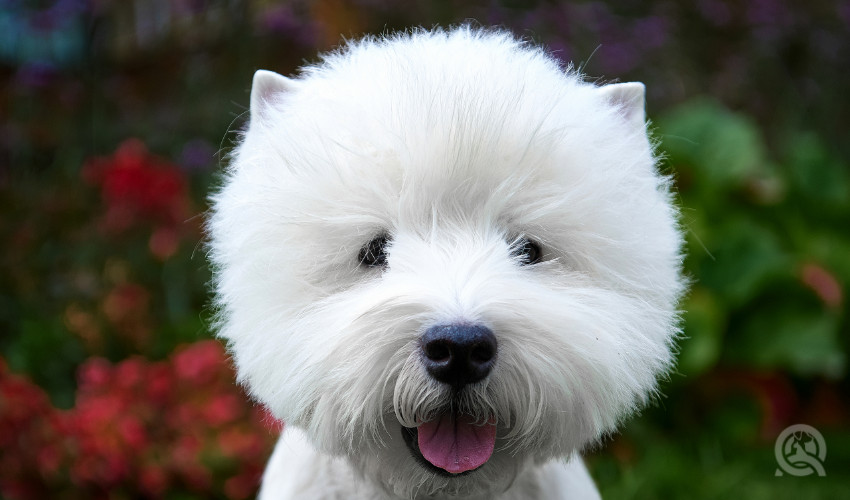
top-left (208, 27), bottom-right (684, 499)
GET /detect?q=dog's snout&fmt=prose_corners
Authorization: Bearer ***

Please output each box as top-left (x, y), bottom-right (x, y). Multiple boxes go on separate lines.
top-left (420, 324), bottom-right (497, 388)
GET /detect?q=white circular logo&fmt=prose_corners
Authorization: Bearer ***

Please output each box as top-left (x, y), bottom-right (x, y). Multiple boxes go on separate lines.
top-left (774, 424), bottom-right (826, 477)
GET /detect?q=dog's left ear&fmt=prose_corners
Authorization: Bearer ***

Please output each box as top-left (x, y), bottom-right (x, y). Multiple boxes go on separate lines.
top-left (251, 69), bottom-right (295, 117)
top-left (598, 82), bottom-right (646, 130)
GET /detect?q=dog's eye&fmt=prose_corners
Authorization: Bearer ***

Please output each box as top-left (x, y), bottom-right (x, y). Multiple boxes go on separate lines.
top-left (358, 235), bottom-right (390, 268)
top-left (511, 238), bottom-right (542, 266)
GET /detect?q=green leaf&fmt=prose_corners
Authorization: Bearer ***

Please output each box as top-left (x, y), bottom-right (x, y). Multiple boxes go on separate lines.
top-left (784, 132), bottom-right (850, 207)
top-left (659, 98), bottom-right (767, 191)
top-left (678, 287), bottom-right (725, 375)
top-left (732, 306), bottom-right (845, 378)
top-left (695, 216), bottom-right (789, 306)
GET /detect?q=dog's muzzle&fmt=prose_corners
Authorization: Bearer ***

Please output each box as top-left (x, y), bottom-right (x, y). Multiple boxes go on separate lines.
top-left (404, 324), bottom-right (499, 475)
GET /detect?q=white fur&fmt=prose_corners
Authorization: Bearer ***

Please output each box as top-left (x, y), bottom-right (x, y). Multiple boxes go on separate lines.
top-left (208, 27), bottom-right (684, 499)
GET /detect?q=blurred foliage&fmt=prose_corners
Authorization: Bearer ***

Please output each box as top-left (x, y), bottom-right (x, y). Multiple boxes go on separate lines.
top-left (1, 0), bottom-right (848, 498)
top-left (661, 99), bottom-right (848, 379)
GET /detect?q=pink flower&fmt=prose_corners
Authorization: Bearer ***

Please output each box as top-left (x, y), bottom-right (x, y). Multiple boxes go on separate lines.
top-left (801, 262), bottom-right (843, 309)
top-left (78, 358), bottom-right (112, 390)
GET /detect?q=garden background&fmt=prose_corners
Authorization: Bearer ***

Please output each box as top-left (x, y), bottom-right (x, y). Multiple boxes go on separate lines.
top-left (1, 0), bottom-right (848, 498)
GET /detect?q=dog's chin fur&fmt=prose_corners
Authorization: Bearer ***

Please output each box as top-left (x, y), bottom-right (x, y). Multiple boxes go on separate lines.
top-left (208, 26), bottom-right (685, 498)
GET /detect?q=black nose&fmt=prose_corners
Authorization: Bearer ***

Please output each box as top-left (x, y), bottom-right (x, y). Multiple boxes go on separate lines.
top-left (420, 324), bottom-right (497, 389)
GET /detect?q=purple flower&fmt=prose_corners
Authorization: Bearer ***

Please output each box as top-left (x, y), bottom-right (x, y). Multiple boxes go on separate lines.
top-left (747, 0), bottom-right (791, 26)
top-left (841, 1), bottom-right (850, 25)
top-left (632, 16), bottom-right (669, 50)
top-left (14, 61), bottom-right (57, 88)
top-left (28, 0), bottom-right (89, 32)
top-left (697, 0), bottom-right (732, 27)
top-left (179, 139), bottom-right (216, 172)
top-left (256, 4), bottom-right (317, 46)
top-left (598, 41), bottom-right (639, 75)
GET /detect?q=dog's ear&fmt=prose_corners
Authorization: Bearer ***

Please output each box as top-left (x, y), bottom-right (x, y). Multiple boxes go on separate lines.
top-left (598, 82), bottom-right (646, 129)
top-left (251, 69), bottom-right (295, 117)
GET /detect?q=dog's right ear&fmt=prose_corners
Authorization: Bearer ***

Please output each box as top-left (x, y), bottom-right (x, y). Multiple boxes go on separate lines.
top-left (597, 82), bottom-right (646, 131)
top-left (251, 69), bottom-right (295, 117)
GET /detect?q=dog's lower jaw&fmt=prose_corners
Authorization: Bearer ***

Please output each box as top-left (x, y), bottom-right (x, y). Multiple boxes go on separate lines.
top-left (258, 427), bottom-right (601, 500)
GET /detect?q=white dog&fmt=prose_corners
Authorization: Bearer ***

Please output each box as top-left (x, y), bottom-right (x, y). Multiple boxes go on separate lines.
top-left (208, 27), bottom-right (684, 499)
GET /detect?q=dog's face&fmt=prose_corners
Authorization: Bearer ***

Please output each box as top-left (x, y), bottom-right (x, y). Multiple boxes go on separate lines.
top-left (209, 29), bottom-right (684, 498)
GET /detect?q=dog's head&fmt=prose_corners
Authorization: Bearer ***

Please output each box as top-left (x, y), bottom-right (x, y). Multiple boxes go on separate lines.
top-left (209, 28), bottom-right (684, 498)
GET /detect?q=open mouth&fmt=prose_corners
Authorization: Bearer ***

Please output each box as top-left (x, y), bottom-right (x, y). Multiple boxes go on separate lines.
top-left (401, 413), bottom-right (497, 476)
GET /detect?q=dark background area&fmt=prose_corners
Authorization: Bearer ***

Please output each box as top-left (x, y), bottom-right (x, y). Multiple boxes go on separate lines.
top-left (1, 1), bottom-right (848, 498)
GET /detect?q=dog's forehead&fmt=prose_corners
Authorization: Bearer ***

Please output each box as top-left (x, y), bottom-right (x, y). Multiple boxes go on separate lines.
top-left (259, 73), bottom-right (591, 208)
top-left (303, 126), bottom-right (562, 228)
top-left (241, 31), bottom-right (653, 236)
top-left (254, 32), bottom-right (604, 177)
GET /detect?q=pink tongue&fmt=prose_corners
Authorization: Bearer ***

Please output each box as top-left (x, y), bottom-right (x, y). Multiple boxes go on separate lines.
top-left (417, 414), bottom-right (496, 474)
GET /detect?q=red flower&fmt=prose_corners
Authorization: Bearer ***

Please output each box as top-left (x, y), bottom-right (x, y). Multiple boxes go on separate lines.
top-left (203, 393), bottom-right (244, 427)
top-left (145, 362), bottom-right (173, 404)
top-left (0, 341), bottom-right (278, 498)
top-left (83, 139), bottom-right (191, 235)
top-left (139, 464), bottom-right (168, 497)
top-left (224, 467), bottom-right (264, 500)
top-left (77, 357), bottom-right (111, 390)
top-left (174, 340), bottom-right (227, 384)
top-left (0, 365), bottom-right (71, 498)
